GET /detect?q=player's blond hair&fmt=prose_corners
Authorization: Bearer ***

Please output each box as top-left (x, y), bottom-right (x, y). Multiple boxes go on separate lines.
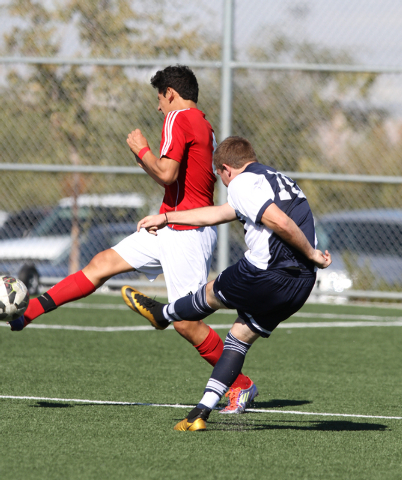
top-left (213, 136), bottom-right (257, 170)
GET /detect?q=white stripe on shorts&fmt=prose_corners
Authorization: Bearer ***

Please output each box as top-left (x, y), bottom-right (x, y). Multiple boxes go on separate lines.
top-left (245, 312), bottom-right (272, 336)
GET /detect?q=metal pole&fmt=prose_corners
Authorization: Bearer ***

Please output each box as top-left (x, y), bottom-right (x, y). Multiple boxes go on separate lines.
top-left (217, 0), bottom-right (234, 273)
top-left (2, 57), bottom-right (401, 75)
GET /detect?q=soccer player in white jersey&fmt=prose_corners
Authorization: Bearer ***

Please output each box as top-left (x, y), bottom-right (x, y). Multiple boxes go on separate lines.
top-left (10, 67), bottom-right (257, 411)
top-left (124, 136), bottom-right (332, 431)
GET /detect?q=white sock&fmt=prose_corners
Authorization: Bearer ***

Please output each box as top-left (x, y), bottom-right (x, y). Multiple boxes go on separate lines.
top-left (162, 305), bottom-right (175, 322)
top-left (198, 391), bottom-right (221, 410)
top-left (163, 302), bottom-right (183, 322)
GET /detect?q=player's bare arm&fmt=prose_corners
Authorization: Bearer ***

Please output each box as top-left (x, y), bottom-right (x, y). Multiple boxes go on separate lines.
top-left (261, 203), bottom-right (332, 269)
top-left (127, 129), bottom-right (180, 186)
top-left (137, 203), bottom-right (237, 234)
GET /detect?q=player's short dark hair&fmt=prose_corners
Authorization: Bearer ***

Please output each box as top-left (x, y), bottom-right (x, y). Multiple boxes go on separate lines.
top-left (214, 136), bottom-right (258, 170)
top-left (150, 65), bottom-right (198, 103)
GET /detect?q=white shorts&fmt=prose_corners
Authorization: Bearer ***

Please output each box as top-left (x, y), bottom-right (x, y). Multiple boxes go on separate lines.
top-left (112, 226), bottom-right (218, 302)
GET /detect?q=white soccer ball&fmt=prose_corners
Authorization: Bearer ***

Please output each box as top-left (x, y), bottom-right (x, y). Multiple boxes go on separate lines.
top-left (0, 275), bottom-right (29, 321)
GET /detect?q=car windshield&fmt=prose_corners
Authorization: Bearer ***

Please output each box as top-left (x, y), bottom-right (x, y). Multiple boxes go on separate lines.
top-left (31, 206), bottom-right (139, 237)
top-left (316, 221), bottom-right (402, 256)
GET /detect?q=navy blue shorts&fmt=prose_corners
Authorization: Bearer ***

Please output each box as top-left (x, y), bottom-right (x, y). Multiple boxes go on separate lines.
top-left (213, 257), bottom-right (316, 338)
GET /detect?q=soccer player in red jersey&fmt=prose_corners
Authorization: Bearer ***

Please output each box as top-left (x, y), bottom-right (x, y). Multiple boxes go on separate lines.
top-left (10, 65), bottom-right (257, 412)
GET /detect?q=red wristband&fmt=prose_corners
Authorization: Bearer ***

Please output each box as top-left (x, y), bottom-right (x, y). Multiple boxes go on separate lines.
top-left (138, 147), bottom-right (150, 160)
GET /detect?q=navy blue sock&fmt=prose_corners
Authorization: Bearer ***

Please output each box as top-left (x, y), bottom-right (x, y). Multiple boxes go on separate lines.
top-left (165, 284), bottom-right (216, 321)
top-left (195, 332), bottom-right (252, 410)
top-left (207, 331), bottom-right (252, 392)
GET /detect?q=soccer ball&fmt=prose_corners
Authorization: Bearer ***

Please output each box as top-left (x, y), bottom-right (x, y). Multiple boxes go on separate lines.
top-left (0, 275), bottom-right (29, 321)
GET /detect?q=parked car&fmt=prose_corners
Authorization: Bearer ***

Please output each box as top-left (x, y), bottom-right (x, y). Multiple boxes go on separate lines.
top-left (0, 193), bottom-right (146, 294)
top-left (0, 206), bottom-right (51, 239)
top-left (26, 222), bottom-right (142, 292)
top-left (314, 208), bottom-right (402, 294)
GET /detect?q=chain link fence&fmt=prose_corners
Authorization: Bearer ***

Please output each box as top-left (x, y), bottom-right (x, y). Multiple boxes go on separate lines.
top-left (0, 0), bottom-right (401, 299)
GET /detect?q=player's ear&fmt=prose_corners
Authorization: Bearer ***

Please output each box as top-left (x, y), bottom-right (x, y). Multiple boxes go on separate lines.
top-left (166, 87), bottom-right (175, 102)
top-left (222, 163), bottom-right (231, 176)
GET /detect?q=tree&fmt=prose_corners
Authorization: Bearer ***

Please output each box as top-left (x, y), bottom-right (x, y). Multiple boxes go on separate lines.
top-left (227, 27), bottom-right (397, 219)
top-left (1, 0), bottom-right (219, 272)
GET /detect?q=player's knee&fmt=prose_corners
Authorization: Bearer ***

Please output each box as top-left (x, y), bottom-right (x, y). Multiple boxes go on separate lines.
top-left (173, 319), bottom-right (201, 336)
top-left (172, 320), bottom-right (211, 347)
top-left (172, 320), bottom-right (188, 336)
top-left (87, 249), bottom-right (111, 270)
top-left (83, 249), bottom-right (117, 284)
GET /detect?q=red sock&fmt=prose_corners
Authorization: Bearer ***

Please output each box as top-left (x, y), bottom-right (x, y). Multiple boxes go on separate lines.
top-left (231, 373), bottom-right (253, 390)
top-left (194, 327), bottom-right (224, 366)
top-left (194, 327), bottom-right (253, 390)
top-left (24, 271), bottom-right (96, 325)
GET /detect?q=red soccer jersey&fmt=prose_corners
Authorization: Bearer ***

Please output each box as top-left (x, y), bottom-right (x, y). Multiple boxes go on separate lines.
top-left (159, 108), bottom-right (217, 230)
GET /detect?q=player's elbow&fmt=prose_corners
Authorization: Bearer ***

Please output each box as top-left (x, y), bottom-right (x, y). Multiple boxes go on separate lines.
top-left (161, 172), bottom-right (179, 185)
top-left (272, 217), bottom-right (293, 236)
top-left (162, 176), bottom-right (176, 185)
top-left (280, 216), bottom-right (293, 231)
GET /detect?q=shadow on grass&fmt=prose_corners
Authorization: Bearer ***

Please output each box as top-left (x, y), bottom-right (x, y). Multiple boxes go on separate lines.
top-left (31, 400), bottom-right (312, 410)
top-left (29, 402), bottom-right (389, 432)
top-left (30, 402), bottom-right (136, 408)
top-left (30, 402), bottom-right (74, 408)
top-left (193, 419), bottom-right (388, 432)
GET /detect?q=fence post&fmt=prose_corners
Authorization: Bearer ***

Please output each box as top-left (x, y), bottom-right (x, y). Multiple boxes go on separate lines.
top-left (217, 0), bottom-right (234, 273)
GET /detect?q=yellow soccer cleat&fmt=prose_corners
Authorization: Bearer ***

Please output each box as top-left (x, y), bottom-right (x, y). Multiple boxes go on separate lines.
top-left (174, 418), bottom-right (207, 431)
top-left (121, 285), bottom-right (140, 314)
top-left (173, 407), bottom-right (211, 431)
top-left (121, 286), bottom-right (170, 330)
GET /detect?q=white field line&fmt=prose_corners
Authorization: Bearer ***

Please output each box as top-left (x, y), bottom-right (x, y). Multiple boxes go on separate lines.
top-left (1, 321), bottom-right (402, 332)
top-left (1, 302), bottom-right (401, 331)
top-left (1, 395), bottom-right (401, 421)
top-left (61, 303), bottom-right (402, 323)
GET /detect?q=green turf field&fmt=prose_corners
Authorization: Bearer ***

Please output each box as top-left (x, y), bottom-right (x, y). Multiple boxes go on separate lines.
top-left (1, 294), bottom-right (401, 479)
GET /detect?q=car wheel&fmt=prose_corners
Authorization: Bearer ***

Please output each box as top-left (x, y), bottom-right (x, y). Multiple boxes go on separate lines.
top-left (18, 264), bottom-right (40, 296)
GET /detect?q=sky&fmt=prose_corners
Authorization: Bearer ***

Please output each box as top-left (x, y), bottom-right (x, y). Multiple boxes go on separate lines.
top-left (232, 0), bottom-right (402, 67)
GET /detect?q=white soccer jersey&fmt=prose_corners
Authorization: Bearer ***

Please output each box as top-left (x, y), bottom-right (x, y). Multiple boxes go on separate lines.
top-left (227, 162), bottom-right (316, 272)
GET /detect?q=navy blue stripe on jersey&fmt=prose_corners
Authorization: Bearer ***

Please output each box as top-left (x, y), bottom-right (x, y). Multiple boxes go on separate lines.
top-left (256, 198), bottom-right (273, 224)
top-left (268, 201), bottom-right (316, 272)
